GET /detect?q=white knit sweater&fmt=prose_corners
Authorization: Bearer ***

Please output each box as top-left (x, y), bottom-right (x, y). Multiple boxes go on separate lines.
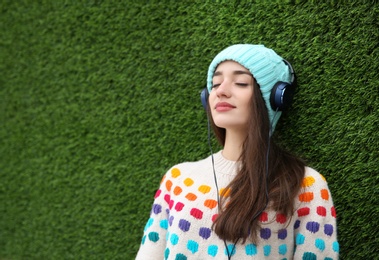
top-left (136, 151), bottom-right (339, 259)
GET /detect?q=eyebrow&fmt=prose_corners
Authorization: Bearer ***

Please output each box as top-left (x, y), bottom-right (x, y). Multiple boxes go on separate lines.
top-left (213, 70), bottom-right (253, 77)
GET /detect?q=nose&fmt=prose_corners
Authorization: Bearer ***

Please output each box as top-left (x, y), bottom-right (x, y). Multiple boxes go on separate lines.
top-left (215, 81), bottom-right (231, 98)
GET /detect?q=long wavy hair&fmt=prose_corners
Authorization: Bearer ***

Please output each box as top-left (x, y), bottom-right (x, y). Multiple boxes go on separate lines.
top-left (208, 80), bottom-right (305, 244)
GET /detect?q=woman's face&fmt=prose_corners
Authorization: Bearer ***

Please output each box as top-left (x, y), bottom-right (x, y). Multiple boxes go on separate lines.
top-left (209, 60), bottom-right (254, 132)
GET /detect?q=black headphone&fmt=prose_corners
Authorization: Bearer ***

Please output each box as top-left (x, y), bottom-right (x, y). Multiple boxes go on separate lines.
top-left (200, 59), bottom-right (297, 111)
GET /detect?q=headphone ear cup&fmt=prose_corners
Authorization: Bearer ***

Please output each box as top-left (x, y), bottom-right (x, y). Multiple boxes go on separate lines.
top-left (270, 81), bottom-right (296, 111)
top-left (200, 88), bottom-right (209, 110)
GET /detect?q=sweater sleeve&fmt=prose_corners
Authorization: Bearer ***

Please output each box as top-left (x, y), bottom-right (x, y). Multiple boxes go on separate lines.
top-left (135, 172), bottom-right (171, 260)
top-left (293, 168), bottom-right (339, 260)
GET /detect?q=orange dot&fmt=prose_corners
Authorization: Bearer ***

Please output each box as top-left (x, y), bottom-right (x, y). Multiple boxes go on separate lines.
top-left (301, 176), bottom-right (315, 187)
top-left (321, 189), bottom-right (329, 200)
top-left (165, 180), bottom-right (173, 191)
top-left (198, 185), bottom-right (211, 194)
top-left (184, 178), bottom-right (194, 186)
top-left (204, 199), bottom-right (218, 209)
top-left (185, 193), bottom-right (197, 201)
top-left (171, 168), bottom-right (181, 178)
top-left (160, 175), bottom-right (166, 184)
top-left (299, 192), bottom-right (314, 202)
top-left (173, 186), bottom-right (182, 196)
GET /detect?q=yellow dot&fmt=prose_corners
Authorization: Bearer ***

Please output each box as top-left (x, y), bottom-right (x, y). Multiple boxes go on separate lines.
top-left (320, 174), bottom-right (326, 181)
top-left (198, 185), bottom-right (211, 194)
top-left (302, 176), bottom-right (315, 187)
top-left (220, 188), bottom-right (231, 198)
top-left (184, 178), bottom-right (194, 186)
top-left (171, 168), bottom-right (181, 178)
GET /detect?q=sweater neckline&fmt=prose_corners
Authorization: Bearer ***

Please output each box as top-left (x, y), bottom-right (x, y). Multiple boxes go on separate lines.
top-left (212, 150), bottom-right (239, 176)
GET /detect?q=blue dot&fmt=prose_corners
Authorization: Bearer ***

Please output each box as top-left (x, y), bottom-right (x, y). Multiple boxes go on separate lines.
top-left (164, 248), bottom-right (170, 259)
top-left (302, 252), bottom-right (316, 260)
top-left (148, 232), bottom-right (159, 242)
top-left (296, 233), bottom-right (305, 245)
top-left (208, 245), bottom-right (218, 257)
top-left (263, 245), bottom-right (271, 256)
top-left (144, 218), bottom-right (154, 231)
top-left (160, 219), bottom-right (169, 230)
top-left (245, 244), bottom-right (257, 255)
top-left (332, 241), bottom-right (340, 253)
top-left (141, 235), bottom-right (146, 245)
top-left (175, 253), bottom-right (187, 260)
top-left (224, 244), bottom-right (236, 256)
top-left (315, 238), bottom-right (325, 251)
top-left (170, 233), bottom-right (179, 245)
top-left (187, 240), bottom-right (199, 254)
top-left (279, 244), bottom-right (287, 255)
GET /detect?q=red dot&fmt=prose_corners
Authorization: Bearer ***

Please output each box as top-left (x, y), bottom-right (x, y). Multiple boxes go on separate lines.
top-left (276, 213), bottom-right (287, 224)
top-left (297, 207), bottom-right (310, 217)
top-left (175, 202), bottom-right (184, 211)
top-left (154, 189), bottom-right (161, 198)
top-left (317, 206), bottom-right (327, 216)
top-left (260, 212), bottom-right (268, 222)
top-left (190, 208), bottom-right (203, 219)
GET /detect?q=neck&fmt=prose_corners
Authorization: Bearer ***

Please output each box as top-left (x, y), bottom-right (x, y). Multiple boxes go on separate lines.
top-left (222, 129), bottom-right (246, 161)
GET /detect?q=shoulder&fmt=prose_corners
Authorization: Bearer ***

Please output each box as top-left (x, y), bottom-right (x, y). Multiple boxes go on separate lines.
top-left (302, 167), bottom-right (330, 188)
top-left (161, 154), bottom-right (214, 181)
top-left (298, 166), bottom-right (335, 204)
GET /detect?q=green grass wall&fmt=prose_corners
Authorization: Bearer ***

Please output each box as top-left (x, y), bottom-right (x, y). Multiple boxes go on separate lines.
top-left (1, 1), bottom-right (378, 259)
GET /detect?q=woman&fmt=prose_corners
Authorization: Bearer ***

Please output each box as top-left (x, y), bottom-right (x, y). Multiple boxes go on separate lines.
top-left (136, 44), bottom-right (339, 259)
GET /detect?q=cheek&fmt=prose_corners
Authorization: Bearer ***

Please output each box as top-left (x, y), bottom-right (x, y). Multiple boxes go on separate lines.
top-left (208, 91), bottom-right (217, 108)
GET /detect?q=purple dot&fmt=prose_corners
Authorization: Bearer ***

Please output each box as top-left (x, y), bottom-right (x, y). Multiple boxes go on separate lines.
top-left (324, 224), bottom-right (334, 236)
top-left (152, 204), bottom-right (162, 214)
top-left (278, 229), bottom-right (287, 240)
top-left (294, 220), bottom-right (301, 229)
top-left (169, 216), bottom-right (174, 226)
top-left (199, 227), bottom-right (212, 239)
top-left (306, 221), bottom-right (320, 233)
top-left (260, 228), bottom-right (271, 240)
top-left (178, 219), bottom-right (191, 232)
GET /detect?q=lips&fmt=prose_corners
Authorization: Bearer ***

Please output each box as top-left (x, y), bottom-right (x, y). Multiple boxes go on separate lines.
top-left (215, 102), bottom-right (236, 112)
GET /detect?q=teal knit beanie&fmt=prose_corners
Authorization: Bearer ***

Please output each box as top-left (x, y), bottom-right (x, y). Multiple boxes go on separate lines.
top-left (207, 44), bottom-right (291, 130)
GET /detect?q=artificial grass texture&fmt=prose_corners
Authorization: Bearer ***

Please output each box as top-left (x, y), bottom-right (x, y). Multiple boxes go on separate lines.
top-left (1, 1), bottom-right (378, 259)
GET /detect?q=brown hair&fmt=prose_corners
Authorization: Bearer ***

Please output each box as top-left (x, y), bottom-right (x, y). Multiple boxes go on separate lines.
top-left (208, 81), bottom-right (305, 244)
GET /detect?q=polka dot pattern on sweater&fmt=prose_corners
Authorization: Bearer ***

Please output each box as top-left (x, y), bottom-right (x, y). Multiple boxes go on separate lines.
top-left (136, 154), bottom-right (339, 259)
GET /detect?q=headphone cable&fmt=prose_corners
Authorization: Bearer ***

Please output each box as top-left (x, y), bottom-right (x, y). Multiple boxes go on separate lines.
top-left (207, 109), bottom-right (279, 259)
